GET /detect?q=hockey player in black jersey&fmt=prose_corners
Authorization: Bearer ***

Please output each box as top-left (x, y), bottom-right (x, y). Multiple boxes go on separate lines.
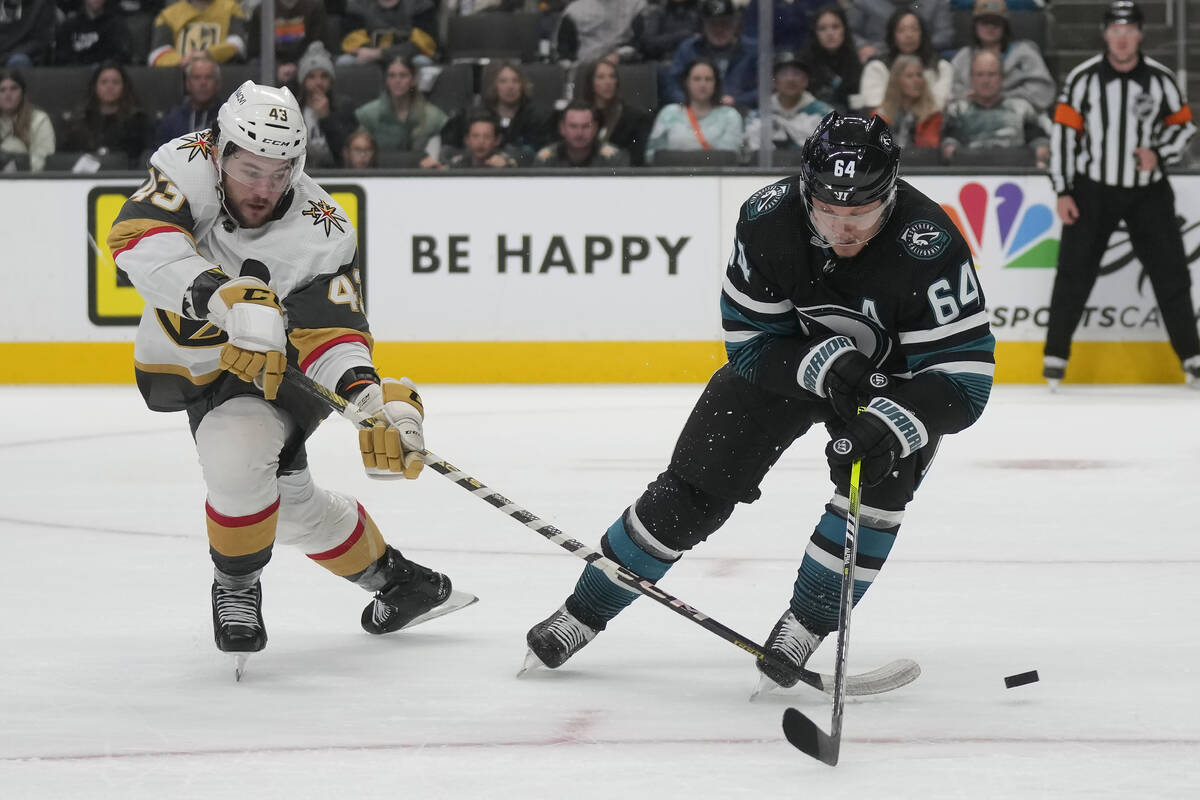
top-left (525, 112), bottom-right (995, 688)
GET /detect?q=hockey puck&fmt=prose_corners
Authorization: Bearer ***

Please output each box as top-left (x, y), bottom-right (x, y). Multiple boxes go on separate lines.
top-left (1004, 670), bottom-right (1039, 688)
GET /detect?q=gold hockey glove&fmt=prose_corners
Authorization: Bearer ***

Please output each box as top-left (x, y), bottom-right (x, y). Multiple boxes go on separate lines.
top-left (356, 377), bottom-right (425, 479)
top-left (206, 277), bottom-right (287, 400)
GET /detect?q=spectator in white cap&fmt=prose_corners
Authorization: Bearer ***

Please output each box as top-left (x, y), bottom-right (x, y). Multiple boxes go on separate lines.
top-left (948, 0), bottom-right (1055, 112)
top-left (297, 42), bottom-right (358, 167)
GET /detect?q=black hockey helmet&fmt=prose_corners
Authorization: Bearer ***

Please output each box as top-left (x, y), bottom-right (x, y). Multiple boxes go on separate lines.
top-left (1104, 0), bottom-right (1143, 28)
top-left (801, 111), bottom-right (899, 207)
top-left (800, 111), bottom-right (901, 247)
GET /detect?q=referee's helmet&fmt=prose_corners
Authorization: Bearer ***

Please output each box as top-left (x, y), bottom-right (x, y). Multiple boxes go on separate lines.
top-left (1104, 1), bottom-right (1144, 28)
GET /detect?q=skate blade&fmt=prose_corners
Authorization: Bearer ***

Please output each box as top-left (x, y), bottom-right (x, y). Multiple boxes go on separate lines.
top-left (516, 648), bottom-right (548, 678)
top-left (233, 653), bottom-right (250, 682)
top-left (749, 673), bottom-right (781, 702)
top-left (1047, 379), bottom-right (1061, 393)
top-left (399, 590), bottom-right (479, 631)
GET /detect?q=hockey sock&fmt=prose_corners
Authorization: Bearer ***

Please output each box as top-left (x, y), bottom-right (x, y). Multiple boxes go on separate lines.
top-left (206, 497), bottom-right (278, 576)
top-left (215, 567), bottom-right (262, 589)
top-left (790, 508), bottom-right (897, 635)
top-left (569, 507), bottom-right (681, 626)
top-left (305, 503), bottom-right (388, 586)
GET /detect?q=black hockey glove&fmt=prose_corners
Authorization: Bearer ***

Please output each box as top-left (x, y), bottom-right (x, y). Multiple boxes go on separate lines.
top-left (824, 350), bottom-right (891, 423)
top-left (826, 413), bottom-right (900, 487)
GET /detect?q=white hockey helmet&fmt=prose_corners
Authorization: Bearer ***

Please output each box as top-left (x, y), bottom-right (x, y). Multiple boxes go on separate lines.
top-left (215, 80), bottom-right (307, 188)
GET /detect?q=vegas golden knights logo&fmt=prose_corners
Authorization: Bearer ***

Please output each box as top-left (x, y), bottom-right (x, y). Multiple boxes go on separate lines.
top-left (302, 199), bottom-right (349, 236)
top-left (175, 130), bottom-right (214, 162)
top-left (155, 309), bottom-right (228, 347)
top-left (179, 23), bottom-right (223, 58)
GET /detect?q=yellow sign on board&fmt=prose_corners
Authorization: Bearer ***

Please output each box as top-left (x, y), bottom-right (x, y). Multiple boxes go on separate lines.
top-left (87, 184), bottom-right (365, 325)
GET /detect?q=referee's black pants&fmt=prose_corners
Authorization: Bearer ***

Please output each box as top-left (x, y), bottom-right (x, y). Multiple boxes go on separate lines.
top-left (1045, 175), bottom-right (1200, 362)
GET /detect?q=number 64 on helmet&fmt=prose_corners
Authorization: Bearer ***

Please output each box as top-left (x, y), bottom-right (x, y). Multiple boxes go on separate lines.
top-left (799, 111), bottom-right (901, 249)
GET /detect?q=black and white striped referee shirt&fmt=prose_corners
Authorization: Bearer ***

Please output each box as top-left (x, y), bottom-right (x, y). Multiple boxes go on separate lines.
top-left (1049, 54), bottom-right (1195, 194)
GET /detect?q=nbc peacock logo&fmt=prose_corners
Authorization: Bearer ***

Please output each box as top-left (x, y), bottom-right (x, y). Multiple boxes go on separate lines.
top-left (940, 181), bottom-right (1058, 269)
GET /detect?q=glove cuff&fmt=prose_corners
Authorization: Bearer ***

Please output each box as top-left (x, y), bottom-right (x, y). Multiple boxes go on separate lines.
top-left (338, 366), bottom-right (380, 402)
top-left (185, 268), bottom-right (229, 320)
top-left (381, 377), bottom-right (424, 418)
top-left (863, 397), bottom-right (928, 459)
top-left (796, 335), bottom-right (855, 397)
top-left (206, 276), bottom-right (279, 327)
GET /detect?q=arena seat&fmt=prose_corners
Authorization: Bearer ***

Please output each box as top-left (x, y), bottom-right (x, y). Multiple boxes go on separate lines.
top-left (446, 12), bottom-right (541, 61)
top-left (0, 152), bottom-right (30, 171)
top-left (426, 63), bottom-right (474, 116)
top-left (768, 149), bottom-right (808, 168)
top-left (128, 66), bottom-right (185, 119)
top-left (44, 151), bottom-right (131, 172)
top-left (336, 63), bottom-right (383, 110)
top-left (651, 149), bottom-right (739, 167)
top-left (23, 67), bottom-right (91, 121)
top-left (949, 146), bottom-right (1037, 167)
top-left (901, 147), bottom-right (943, 167)
top-left (376, 150), bottom-right (427, 168)
top-left (522, 62), bottom-right (567, 110)
top-left (617, 63), bottom-right (659, 116)
top-left (126, 13), bottom-right (153, 65)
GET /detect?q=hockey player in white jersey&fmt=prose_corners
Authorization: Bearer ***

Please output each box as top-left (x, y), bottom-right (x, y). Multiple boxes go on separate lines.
top-left (110, 81), bottom-right (475, 678)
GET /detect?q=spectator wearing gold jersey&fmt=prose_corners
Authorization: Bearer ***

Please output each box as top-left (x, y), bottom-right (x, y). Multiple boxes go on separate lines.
top-left (339, 0), bottom-right (438, 67)
top-left (148, 0), bottom-right (247, 67)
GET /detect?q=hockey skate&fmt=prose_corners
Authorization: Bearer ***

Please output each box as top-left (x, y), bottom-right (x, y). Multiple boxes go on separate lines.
top-left (750, 609), bottom-right (826, 700)
top-left (1184, 356), bottom-right (1200, 389)
top-left (211, 579), bottom-right (267, 681)
top-left (1043, 356), bottom-right (1067, 392)
top-left (520, 602), bottom-right (603, 675)
top-left (361, 547), bottom-right (477, 635)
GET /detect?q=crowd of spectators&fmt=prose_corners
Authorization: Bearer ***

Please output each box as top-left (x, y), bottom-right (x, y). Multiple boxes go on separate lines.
top-left (0, 0), bottom-right (1081, 172)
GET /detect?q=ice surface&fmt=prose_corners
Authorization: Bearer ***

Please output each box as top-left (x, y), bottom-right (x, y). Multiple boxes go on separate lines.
top-left (1, 384), bottom-right (1198, 799)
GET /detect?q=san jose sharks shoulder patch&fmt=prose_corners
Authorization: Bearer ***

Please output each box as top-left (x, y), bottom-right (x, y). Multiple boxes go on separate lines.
top-left (898, 219), bottom-right (951, 260)
top-left (745, 182), bottom-right (790, 220)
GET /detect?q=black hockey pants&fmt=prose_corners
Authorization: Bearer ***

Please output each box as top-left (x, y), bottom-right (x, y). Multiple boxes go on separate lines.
top-left (1045, 175), bottom-right (1200, 362)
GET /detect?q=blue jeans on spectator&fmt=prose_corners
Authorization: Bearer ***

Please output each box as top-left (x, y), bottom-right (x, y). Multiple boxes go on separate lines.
top-left (4, 53), bottom-right (33, 69)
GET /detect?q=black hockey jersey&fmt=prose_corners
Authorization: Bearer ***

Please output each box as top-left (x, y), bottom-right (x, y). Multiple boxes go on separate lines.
top-left (722, 176), bottom-right (995, 439)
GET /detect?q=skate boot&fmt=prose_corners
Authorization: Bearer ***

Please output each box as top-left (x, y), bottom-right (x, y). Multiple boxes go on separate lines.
top-left (212, 579), bottom-right (267, 680)
top-left (212, 579), bottom-right (268, 653)
top-left (361, 547), bottom-right (472, 634)
top-left (1184, 355), bottom-right (1200, 389)
top-left (753, 609), bottom-right (825, 696)
top-left (521, 602), bottom-right (604, 673)
top-left (1043, 356), bottom-right (1067, 392)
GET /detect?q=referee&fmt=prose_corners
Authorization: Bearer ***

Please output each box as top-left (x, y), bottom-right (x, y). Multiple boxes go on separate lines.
top-left (1044, 0), bottom-right (1200, 389)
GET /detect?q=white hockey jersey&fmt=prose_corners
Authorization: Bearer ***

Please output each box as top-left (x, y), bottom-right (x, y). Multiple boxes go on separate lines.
top-left (110, 130), bottom-right (374, 412)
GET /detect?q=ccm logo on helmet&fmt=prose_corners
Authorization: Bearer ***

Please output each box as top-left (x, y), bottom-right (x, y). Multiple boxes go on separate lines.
top-left (260, 138), bottom-right (294, 146)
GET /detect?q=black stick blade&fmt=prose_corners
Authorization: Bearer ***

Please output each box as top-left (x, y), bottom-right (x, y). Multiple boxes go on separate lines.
top-left (782, 708), bottom-right (840, 766)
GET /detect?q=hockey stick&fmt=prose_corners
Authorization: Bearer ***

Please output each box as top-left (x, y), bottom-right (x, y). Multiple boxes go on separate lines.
top-left (283, 365), bottom-right (918, 697)
top-left (781, 451), bottom-right (865, 765)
